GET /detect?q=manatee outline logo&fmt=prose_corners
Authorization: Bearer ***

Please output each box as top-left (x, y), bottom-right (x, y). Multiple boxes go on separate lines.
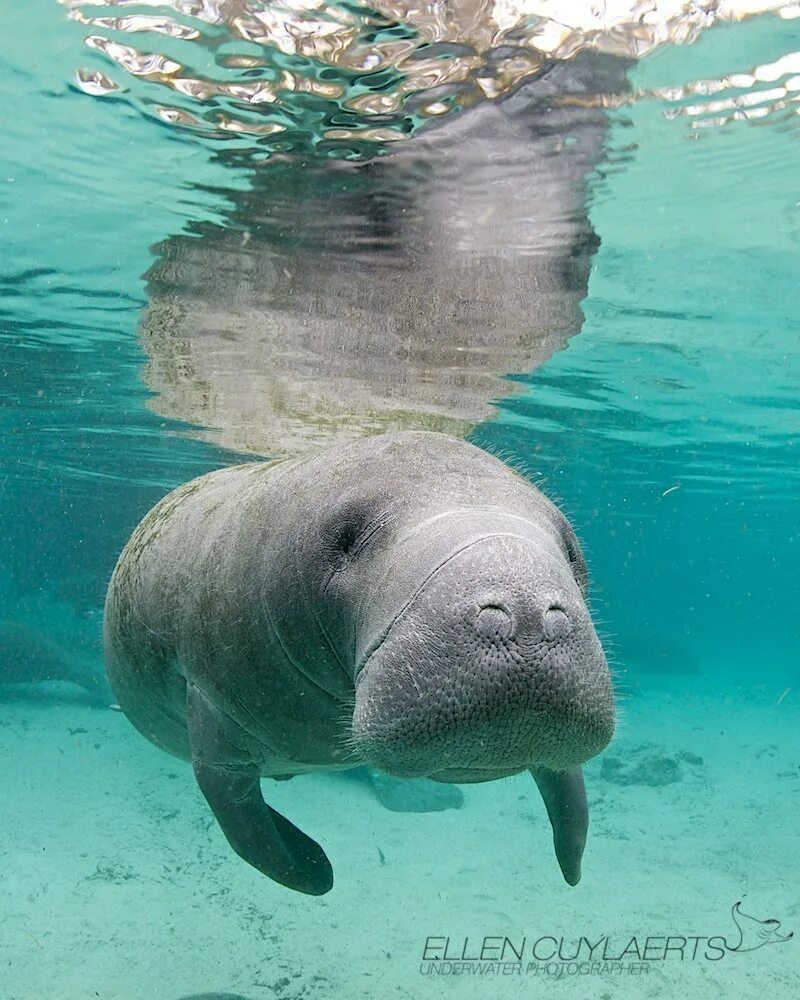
top-left (726, 901), bottom-right (794, 953)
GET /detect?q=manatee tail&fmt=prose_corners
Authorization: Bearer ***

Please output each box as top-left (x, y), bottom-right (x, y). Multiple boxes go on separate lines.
top-left (530, 766), bottom-right (589, 886)
top-left (186, 684), bottom-right (333, 895)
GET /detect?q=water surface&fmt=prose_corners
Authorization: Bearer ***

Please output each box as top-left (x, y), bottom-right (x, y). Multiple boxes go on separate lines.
top-left (1, 2), bottom-right (798, 998)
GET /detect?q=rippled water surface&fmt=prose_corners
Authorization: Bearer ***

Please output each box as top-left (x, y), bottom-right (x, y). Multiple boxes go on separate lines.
top-left (1, 1), bottom-right (799, 997)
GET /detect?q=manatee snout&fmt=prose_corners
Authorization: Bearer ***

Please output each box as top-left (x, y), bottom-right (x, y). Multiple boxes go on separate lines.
top-left (352, 533), bottom-right (614, 779)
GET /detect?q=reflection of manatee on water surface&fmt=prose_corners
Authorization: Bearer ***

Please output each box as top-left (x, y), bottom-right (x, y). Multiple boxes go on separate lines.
top-left (140, 53), bottom-right (630, 458)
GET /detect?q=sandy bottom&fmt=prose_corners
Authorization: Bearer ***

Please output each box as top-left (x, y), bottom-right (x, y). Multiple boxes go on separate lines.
top-left (1, 677), bottom-right (797, 1000)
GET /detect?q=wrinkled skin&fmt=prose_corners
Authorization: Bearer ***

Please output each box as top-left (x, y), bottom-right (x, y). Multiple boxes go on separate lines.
top-left (353, 516), bottom-right (610, 779)
top-left (105, 432), bottom-right (614, 894)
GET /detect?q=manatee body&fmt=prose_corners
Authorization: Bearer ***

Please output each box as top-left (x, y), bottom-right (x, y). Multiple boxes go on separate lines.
top-left (104, 432), bottom-right (614, 894)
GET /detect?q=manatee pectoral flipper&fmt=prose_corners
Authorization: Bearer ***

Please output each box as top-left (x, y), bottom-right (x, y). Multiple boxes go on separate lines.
top-left (186, 684), bottom-right (333, 896)
top-left (530, 766), bottom-right (589, 886)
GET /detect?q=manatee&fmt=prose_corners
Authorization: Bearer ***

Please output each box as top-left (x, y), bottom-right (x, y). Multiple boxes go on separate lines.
top-left (0, 617), bottom-right (111, 705)
top-left (104, 432), bottom-right (614, 894)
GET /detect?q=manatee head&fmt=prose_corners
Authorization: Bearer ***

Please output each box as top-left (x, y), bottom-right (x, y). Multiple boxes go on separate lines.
top-left (351, 512), bottom-right (614, 781)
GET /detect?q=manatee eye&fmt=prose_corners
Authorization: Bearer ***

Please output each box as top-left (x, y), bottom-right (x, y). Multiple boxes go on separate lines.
top-left (335, 523), bottom-right (359, 556)
top-left (475, 605), bottom-right (513, 641)
top-left (326, 519), bottom-right (364, 572)
top-left (324, 496), bottom-right (386, 573)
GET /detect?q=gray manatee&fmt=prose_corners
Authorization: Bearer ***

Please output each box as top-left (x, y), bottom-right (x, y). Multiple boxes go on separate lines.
top-left (105, 432), bottom-right (614, 894)
top-left (0, 616), bottom-right (111, 705)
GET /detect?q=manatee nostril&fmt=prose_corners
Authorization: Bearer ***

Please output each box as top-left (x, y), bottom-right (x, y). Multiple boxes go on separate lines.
top-left (475, 605), bottom-right (513, 641)
top-left (543, 606), bottom-right (572, 641)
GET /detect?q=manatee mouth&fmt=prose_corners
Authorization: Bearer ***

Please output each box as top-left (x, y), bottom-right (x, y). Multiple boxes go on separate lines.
top-left (352, 709), bottom-right (612, 779)
top-left (353, 635), bottom-right (613, 779)
top-left (352, 633), bottom-right (614, 778)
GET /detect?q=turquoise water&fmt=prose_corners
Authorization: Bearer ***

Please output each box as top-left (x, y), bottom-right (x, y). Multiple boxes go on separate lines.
top-left (475, 19), bottom-right (800, 686)
top-left (2, 2), bottom-right (798, 998)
